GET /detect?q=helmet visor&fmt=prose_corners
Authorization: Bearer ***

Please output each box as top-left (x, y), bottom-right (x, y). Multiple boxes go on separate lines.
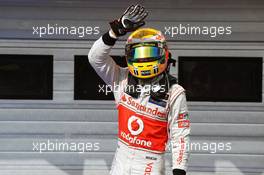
top-left (127, 46), bottom-right (163, 63)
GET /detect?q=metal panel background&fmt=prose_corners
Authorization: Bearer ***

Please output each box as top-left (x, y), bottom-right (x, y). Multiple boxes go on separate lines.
top-left (0, 0), bottom-right (263, 175)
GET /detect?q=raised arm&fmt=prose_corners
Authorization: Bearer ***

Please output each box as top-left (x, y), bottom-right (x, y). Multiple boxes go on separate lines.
top-left (88, 4), bottom-right (148, 86)
top-left (88, 31), bottom-right (121, 87)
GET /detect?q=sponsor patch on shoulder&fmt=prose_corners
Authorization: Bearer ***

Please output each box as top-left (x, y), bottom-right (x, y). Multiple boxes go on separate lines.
top-left (149, 97), bottom-right (167, 107)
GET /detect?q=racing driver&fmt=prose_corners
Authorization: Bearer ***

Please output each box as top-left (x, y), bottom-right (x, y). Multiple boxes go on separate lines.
top-left (88, 4), bottom-right (190, 175)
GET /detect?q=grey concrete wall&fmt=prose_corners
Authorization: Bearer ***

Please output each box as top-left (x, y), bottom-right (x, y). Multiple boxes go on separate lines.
top-left (0, 0), bottom-right (263, 175)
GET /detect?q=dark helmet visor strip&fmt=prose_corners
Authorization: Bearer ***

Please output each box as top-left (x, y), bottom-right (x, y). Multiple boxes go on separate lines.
top-left (126, 43), bottom-right (165, 63)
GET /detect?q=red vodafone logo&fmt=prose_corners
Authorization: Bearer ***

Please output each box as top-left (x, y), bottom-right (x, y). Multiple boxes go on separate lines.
top-left (128, 116), bottom-right (144, 136)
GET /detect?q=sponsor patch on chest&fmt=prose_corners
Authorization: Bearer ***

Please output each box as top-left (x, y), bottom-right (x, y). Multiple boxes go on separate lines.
top-left (121, 94), bottom-right (167, 119)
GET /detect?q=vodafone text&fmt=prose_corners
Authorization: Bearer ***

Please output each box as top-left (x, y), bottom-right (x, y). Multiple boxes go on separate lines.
top-left (121, 131), bottom-right (152, 148)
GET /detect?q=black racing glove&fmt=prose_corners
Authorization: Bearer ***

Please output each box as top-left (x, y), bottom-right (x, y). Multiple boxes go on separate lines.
top-left (173, 169), bottom-right (186, 175)
top-left (110, 4), bottom-right (148, 37)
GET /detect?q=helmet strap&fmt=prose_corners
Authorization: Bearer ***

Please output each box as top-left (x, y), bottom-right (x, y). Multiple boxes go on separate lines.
top-left (166, 52), bottom-right (176, 73)
top-left (149, 73), bottom-right (169, 100)
top-left (125, 72), bottom-right (140, 98)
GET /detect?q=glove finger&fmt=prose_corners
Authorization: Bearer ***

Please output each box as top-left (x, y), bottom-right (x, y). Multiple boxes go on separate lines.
top-left (134, 11), bottom-right (148, 23)
top-left (130, 4), bottom-right (139, 14)
top-left (130, 4), bottom-right (141, 17)
top-left (134, 10), bottom-right (147, 23)
top-left (133, 15), bottom-right (144, 23)
top-left (134, 7), bottom-right (148, 22)
top-left (132, 6), bottom-right (146, 22)
top-left (131, 12), bottom-right (141, 22)
top-left (133, 6), bottom-right (145, 22)
top-left (139, 6), bottom-right (148, 17)
top-left (124, 4), bottom-right (135, 15)
top-left (137, 6), bottom-right (145, 17)
top-left (140, 11), bottom-right (148, 21)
